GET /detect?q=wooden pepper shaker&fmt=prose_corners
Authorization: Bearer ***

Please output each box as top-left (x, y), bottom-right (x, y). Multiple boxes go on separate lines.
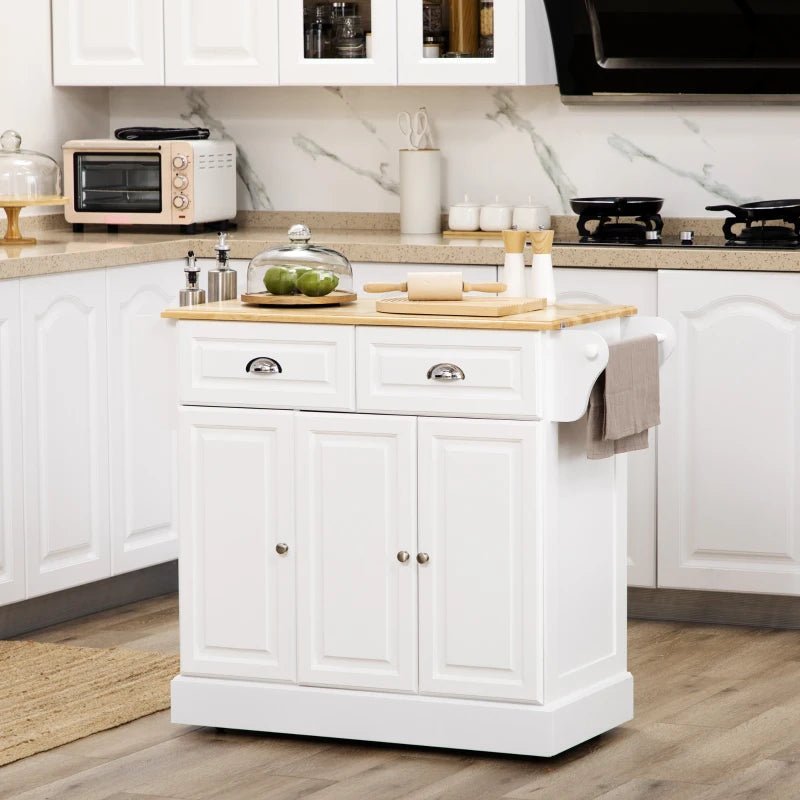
top-left (448, 0), bottom-right (479, 55)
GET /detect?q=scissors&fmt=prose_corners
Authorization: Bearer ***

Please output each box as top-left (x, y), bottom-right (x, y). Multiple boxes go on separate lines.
top-left (397, 107), bottom-right (430, 150)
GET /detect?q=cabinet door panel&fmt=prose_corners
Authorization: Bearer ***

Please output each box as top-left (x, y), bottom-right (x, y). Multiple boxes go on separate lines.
top-left (296, 412), bottom-right (417, 692)
top-left (279, 0), bottom-right (397, 85)
top-left (554, 268), bottom-right (658, 588)
top-left (107, 261), bottom-right (180, 575)
top-left (22, 271), bottom-right (110, 597)
top-left (659, 270), bottom-right (800, 594)
top-left (179, 407), bottom-right (295, 681)
top-left (0, 281), bottom-right (23, 606)
top-left (52, 0), bottom-right (164, 86)
top-left (398, 0), bottom-right (519, 85)
top-left (418, 417), bottom-right (542, 703)
top-left (164, 0), bottom-right (278, 85)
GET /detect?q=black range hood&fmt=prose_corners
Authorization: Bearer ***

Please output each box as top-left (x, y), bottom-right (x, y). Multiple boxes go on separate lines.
top-left (542, 0), bottom-right (800, 101)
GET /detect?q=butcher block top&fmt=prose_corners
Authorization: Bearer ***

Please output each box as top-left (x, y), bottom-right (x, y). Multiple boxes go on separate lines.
top-left (161, 297), bottom-right (637, 331)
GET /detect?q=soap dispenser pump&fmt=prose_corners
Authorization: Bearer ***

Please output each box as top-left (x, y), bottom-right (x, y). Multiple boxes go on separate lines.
top-left (179, 250), bottom-right (206, 306)
top-left (207, 232), bottom-right (237, 302)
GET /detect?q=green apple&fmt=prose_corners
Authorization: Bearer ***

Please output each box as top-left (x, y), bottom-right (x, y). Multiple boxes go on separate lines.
top-left (296, 269), bottom-right (340, 297)
top-left (263, 266), bottom-right (298, 295)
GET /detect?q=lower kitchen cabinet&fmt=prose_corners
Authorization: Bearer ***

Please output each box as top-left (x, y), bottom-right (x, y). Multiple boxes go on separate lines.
top-left (658, 270), bottom-right (800, 595)
top-left (0, 280), bottom-right (23, 605)
top-left (179, 407), bottom-right (296, 681)
top-left (296, 412), bottom-right (417, 693)
top-left (554, 268), bottom-right (658, 588)
top-left (107, 261), bottom-right (180, 574)
top-left (22, 270), bottom-right (111, 598)
top-left (418, 417), bottom-right (542, 703)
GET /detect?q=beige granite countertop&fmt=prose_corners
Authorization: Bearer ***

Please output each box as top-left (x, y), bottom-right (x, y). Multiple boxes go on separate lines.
top-left (162, 297), bottom-right (637, 331)
top-left (4, 212), bottom-right (800, 279)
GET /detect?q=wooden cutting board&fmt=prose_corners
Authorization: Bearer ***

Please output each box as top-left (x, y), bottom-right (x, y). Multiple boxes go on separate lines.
top-left (375, 296), bottom-right (547, 317)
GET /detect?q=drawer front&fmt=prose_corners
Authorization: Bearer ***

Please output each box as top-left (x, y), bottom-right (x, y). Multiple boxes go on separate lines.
top-left (356, 328), bottom-right (540, 418)
top-left (180, 321), bottom-right (355, 410)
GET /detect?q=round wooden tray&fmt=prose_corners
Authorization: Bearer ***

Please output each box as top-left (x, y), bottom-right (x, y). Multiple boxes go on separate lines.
top-left (240, 290), bottom-right (357, 306)
top-left (1, 196), bottom-right (68, 246)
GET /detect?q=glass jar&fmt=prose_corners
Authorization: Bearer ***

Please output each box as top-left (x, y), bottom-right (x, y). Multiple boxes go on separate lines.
top-left (0, 130), bottom-right (61, 201)
top-left (246, 225), bottom-right (353, 296)
top-left (479, 0), bottom-right (493, 36)
top-left (423, 35), bottom-right (441, 58)
top-left (423, 0), bottom-right (443, 37)
top-left (447, 0), bottom-right (478, 56)
top-left (309, 3), bottom-right (334, 58)
top-left (335, 14), bottom-right (366, 58)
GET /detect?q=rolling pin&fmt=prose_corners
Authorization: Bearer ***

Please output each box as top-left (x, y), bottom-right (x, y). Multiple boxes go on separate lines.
top-left (363, 271), bottom-right (506, 301)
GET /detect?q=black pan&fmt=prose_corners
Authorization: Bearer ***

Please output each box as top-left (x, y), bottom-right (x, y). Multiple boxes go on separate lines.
top-left (706, 200), bottom-right (800, 221)
top-left (570, 197), bottom-right (664, 216)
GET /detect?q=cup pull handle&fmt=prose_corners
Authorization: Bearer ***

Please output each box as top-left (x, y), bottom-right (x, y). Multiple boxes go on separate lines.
top-left (427, 363), bottom-right (465, 381)
top-left (246, 356), bottom-right (282, 375)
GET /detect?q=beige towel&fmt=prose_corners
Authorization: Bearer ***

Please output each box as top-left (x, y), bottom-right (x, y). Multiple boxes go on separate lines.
top-left (587, 335), bottom-right (660, 460)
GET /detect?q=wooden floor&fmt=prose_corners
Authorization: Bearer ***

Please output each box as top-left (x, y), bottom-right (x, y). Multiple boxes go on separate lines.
top-left (4, 596), bottom-right (800, 799)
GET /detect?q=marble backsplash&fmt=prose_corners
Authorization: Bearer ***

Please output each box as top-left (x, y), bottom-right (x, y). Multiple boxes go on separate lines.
top-left (109, 85), bottom-right (800, 219)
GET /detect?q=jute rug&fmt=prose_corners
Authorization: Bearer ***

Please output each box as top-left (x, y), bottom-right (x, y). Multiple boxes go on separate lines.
top-left (0, 640), bottom-right (179, 766)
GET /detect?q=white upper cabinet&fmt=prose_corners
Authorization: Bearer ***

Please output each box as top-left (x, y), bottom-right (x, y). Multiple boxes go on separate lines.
top-left (398, 0), bottom-right (555, 86)
top-left (658, 270), bottom-right (800, 595)
top-left (164, 0), bottom-right (279, 86)
top-left (52, 0), bottom-right (165, 86)
top-left (279, 0), bottom-right (397, 86)
top-left (53, 0), bottom-right (556, 86)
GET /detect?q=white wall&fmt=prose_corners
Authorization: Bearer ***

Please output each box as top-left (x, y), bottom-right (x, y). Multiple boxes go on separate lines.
top-left (2, 1), bottom-right (109, 215)
top-left (110, 84), bottom-right (800, 219)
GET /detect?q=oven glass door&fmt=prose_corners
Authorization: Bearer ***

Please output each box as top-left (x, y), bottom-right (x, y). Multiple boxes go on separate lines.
top-left (74, 153), bottom-right (162, 213)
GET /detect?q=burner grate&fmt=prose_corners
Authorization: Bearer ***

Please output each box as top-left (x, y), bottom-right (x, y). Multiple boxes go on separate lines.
top-left (577, 211), bottom-right (664, 244)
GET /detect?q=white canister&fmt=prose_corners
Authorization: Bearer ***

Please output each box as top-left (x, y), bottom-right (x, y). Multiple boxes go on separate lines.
top-left (479, 197), bottom-right (513, 232)
top-left (448, 194), bottom-right (481, 231)
top-left (400, 149), bottom-right (442, 235)
top-left (512, 201), bottom-right (551, 233)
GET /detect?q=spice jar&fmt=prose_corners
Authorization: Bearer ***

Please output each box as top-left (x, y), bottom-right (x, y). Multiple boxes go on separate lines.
top-left (423, 35), bottom-right (441, 58)
top-left (335, 14), bottom-right (366, 58)
top-left (423, 0), bottom-right (443, 37)
top-left (478, 0), bottom-right (493, 57)
top-left (447, 0), bottom-right (479, 56)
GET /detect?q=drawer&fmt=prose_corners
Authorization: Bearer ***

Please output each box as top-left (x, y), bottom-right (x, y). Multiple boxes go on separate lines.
top-left (356, 327), bottom-right (540, 418)
top-left (179, 321), bottom-right (355, 411)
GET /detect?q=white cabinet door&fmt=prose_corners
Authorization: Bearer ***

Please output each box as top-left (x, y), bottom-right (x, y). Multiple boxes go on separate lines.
top-left (164, 0), bottom-right (278, 85)
top-left (659, 270), bottom-right (800, 595)
top-left (398, 0), bottom-right (520, 86)
top-left (107, 261), bottom-right (180, 575)
top-left (179, 407), bottom-right (295, 681)
top-left (0, 281), bottom-right (23, 606)
top-left (52, 0), bottom-right (164, 86)
top-left (22, 271), bottom-right (110, 598)
top-left (279, 0), bottom-right (397, 85)
top-left (296, 412), bottom-right (417, 692)
top-left (554, 268), bottom-right (658, 588)
top-left (418, 417), bottom-right (542, 703)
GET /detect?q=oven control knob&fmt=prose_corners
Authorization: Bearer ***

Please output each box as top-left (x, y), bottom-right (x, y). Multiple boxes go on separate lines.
top-left (173, 195), bottom-right (189, 209)
top-left (172, 155), bottom-right (188, 169)
top-left (173, 174), bottom-right (188, 189)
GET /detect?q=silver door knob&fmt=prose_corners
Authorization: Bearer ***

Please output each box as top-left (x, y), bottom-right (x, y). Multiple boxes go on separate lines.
top-left (275, 543), bottom-right (289, 555)
top-left (427, 363), bottom-right (465, 381)
top-left (416, 552), bottom-right (430, 564)
top-left (397, 551), bottom-right (410, 563)
top-left (246, 356), bottom-right (282, 374)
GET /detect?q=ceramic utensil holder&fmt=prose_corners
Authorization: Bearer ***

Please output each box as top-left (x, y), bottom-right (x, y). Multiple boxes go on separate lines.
top-left (400, 149), bottom-right (441, 235)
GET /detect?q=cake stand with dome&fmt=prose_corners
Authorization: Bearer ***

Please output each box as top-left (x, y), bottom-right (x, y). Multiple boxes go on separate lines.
top-left (0, 130), bottom-right (67, 245)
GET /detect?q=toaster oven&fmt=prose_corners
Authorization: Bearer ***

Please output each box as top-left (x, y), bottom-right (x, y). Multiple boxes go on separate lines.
top-left (62, 139), bottom-right (237, 227)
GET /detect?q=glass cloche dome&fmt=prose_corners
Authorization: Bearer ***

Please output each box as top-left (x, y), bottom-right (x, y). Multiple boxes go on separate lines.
top-left (246, 224), bottom-right (353, 298)
top-left (0, 130), bottom-right (62, 201)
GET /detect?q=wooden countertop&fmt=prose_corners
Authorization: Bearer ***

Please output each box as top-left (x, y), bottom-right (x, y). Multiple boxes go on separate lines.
top-left (161, 297), bottom-right (637, 331)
